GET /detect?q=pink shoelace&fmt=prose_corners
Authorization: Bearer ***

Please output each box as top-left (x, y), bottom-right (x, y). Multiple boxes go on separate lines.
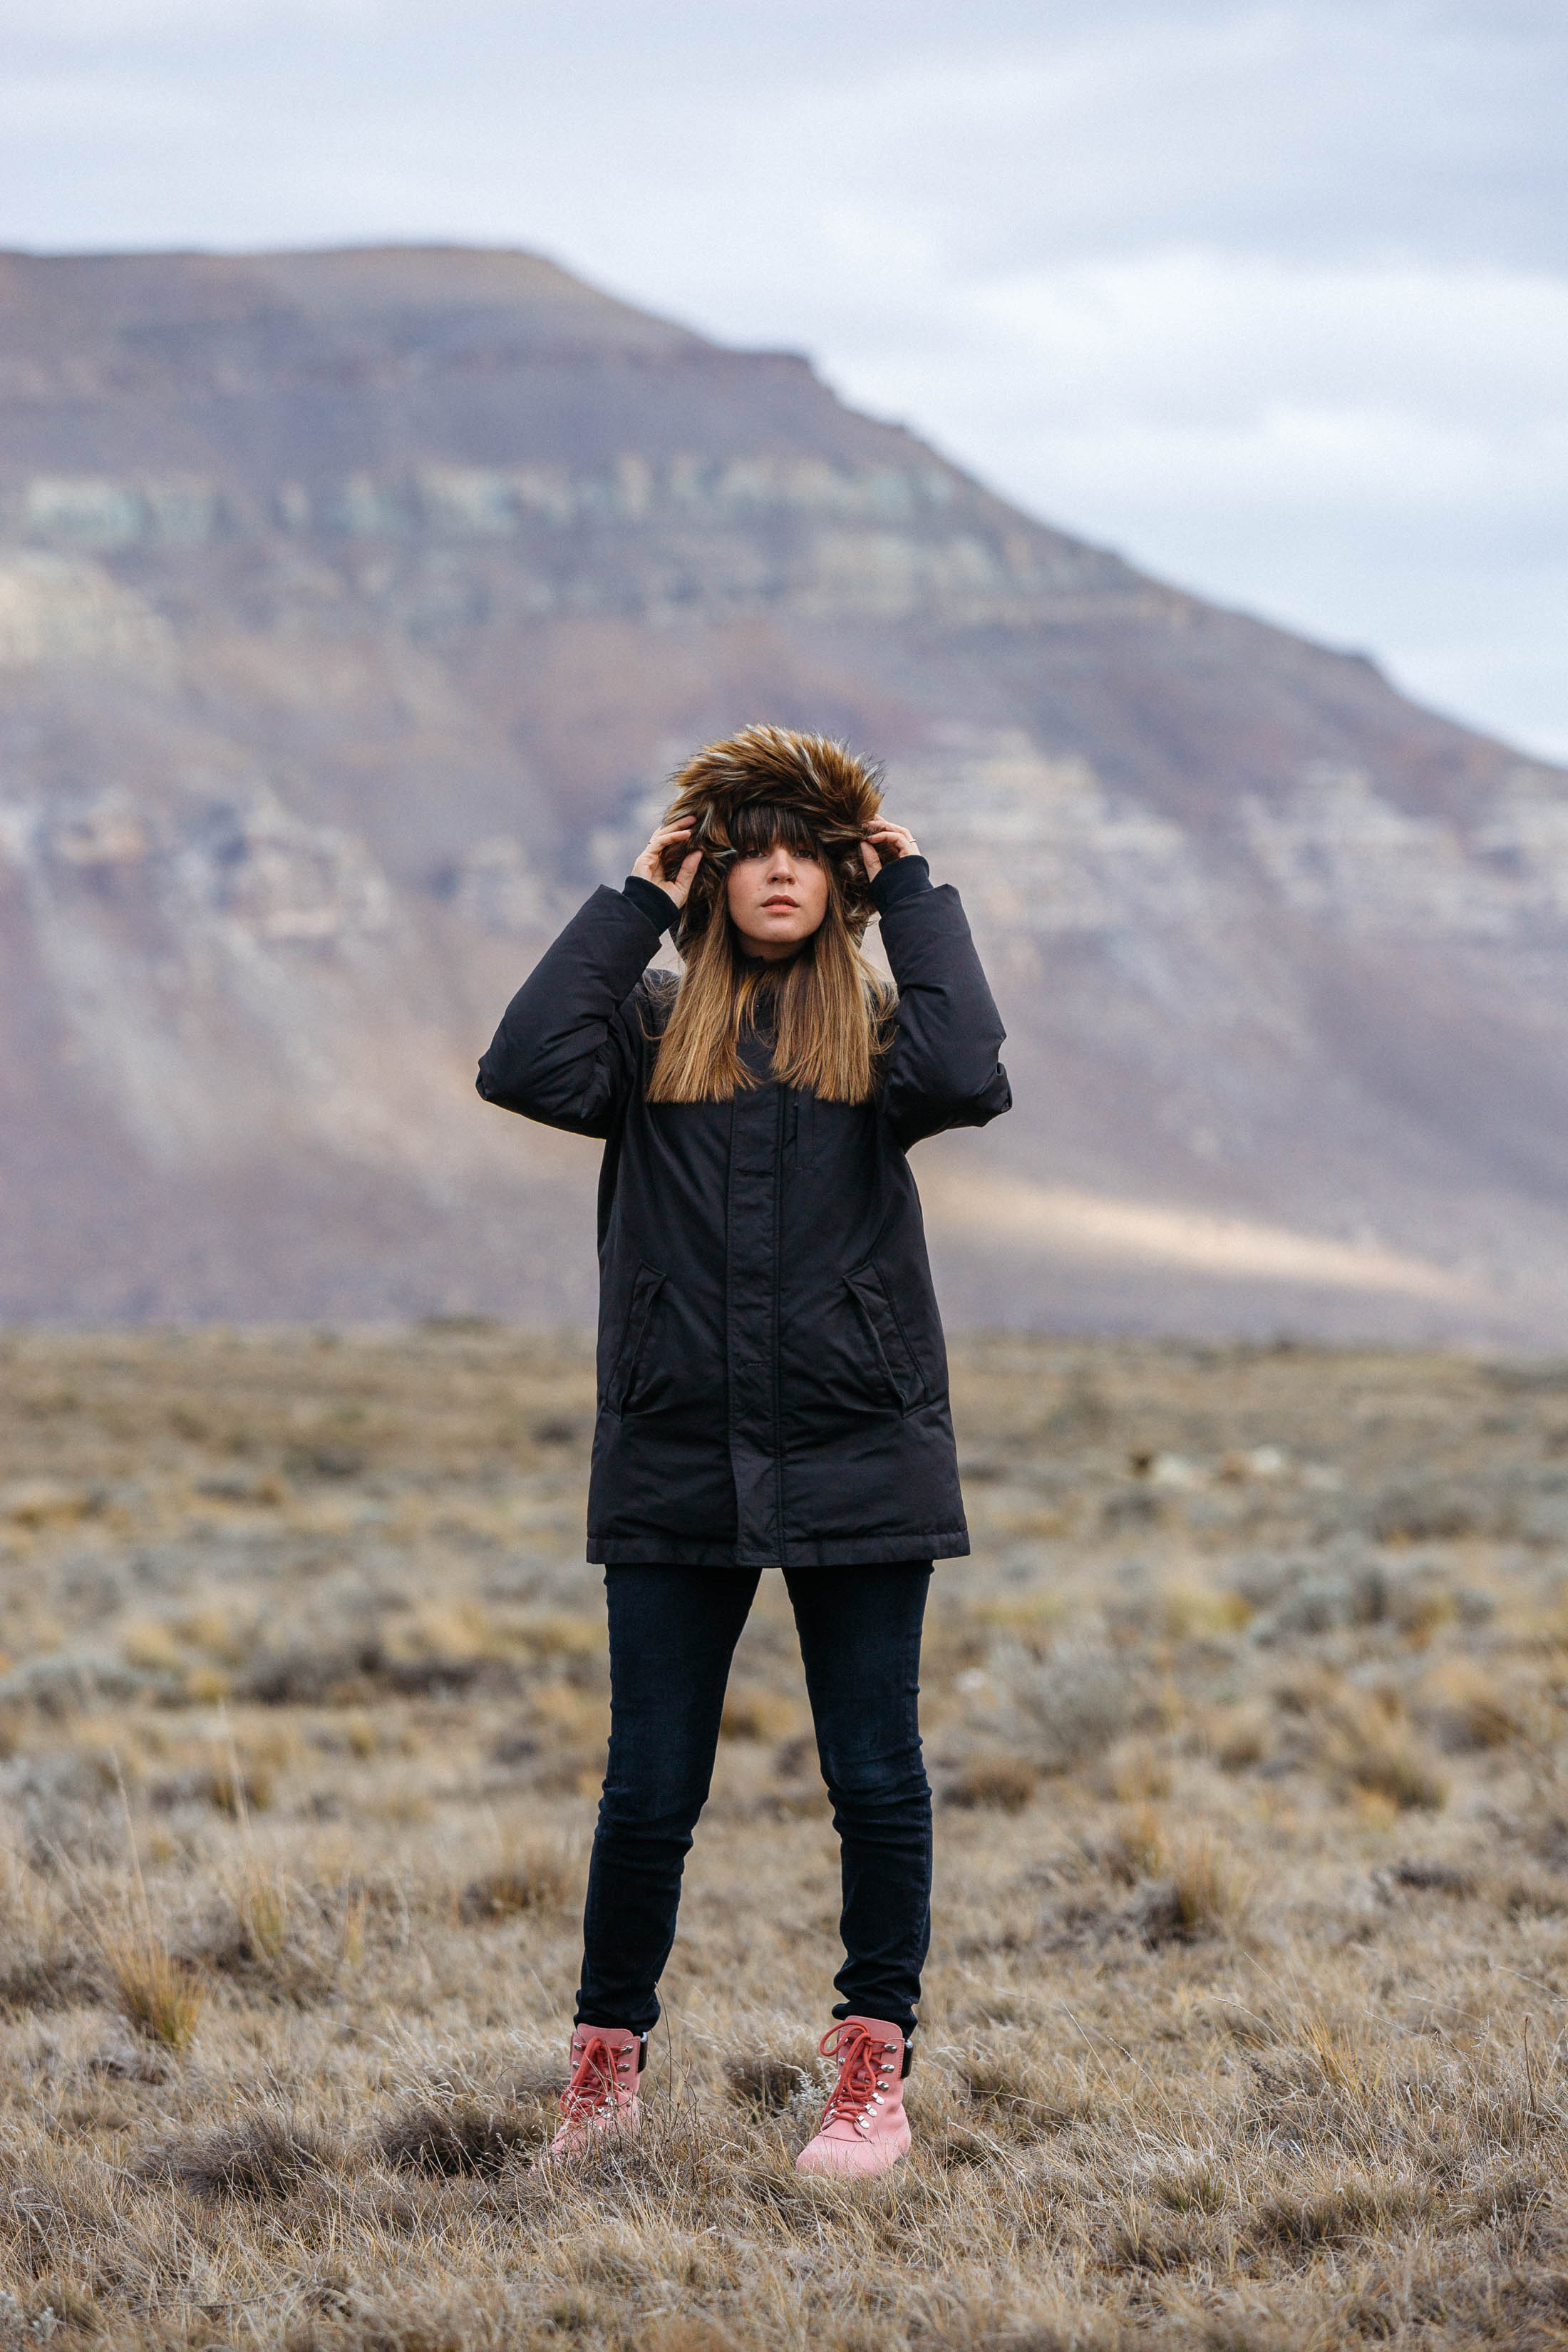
top-left (557, 2032), bottom-right (631, 2126)
top-left (815, 2021), bottom-right (897, 2135)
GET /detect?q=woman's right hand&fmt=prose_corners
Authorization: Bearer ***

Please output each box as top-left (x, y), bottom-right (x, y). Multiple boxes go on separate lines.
top-left (634, 821), bottom-right (702, 907)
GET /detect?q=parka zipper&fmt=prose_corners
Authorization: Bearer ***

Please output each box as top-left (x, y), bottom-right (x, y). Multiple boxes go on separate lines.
top-left (771, 1083), bottom-right (785, 1559)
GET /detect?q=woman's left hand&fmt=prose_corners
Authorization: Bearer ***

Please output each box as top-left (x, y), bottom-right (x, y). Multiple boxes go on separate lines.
top-left (860, 820), bottom-right (920, 880)
top-left (634, 820), bottom-right (702, 906)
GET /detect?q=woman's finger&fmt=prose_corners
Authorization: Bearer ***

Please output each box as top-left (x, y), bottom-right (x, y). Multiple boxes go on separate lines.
top-left (666, 847), bottom-right (703, 906)
top-left (633, 822), bottom-right (696, 886)
top-left (865, 822), bottom-right (919, 860)
top-left (639, 822), bottom-right (692, 855)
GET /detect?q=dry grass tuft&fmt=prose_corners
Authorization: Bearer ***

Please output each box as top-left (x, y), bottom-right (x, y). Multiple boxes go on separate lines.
top-left (1160, 1581), bottom-right (1253, 1640)
top-left (100, 1921), bottom-right (204, 2047)
top-left (1103, 1738), bottom-right (1174, 1802)
top-left (378, 2098), bottom-right (536, 2177)
top-left (1341, 1727), bottom-right (1448, 1812)
top-left (0, 1856), bottom-right (95, 2016)
top-left (143, 2113), bottom-right (336, 2200)
top-left (1167, 1826), bottom-right (1252, 1936)
top-left (719, 1684), bottom-right (799, 1741)
top-left (201, 1758), bottom-right (277, 1816)
top-left (235, 1864), bottom-right (291, 1959)
top-left (1251, 2165), bottom-right (1424, 2251)
top-left (944, 1755), bottom-right (1038, 1812)
top-left (458, 1846), bottom-right (570, 1922)
top-left (1384, 1855), bottom-right (1476, 1897)
top-left (953, 2047), bottom-right (1084, 2140)
top-left (190, 1869), bottom-right (345, 2007)
top-left (1125, 1825), bottom-right (1251, 1946)
top-left (1294, 1681), bottom-right (1452, 1812)
top-left (723, 2049), bottom-right (814, 2112)
top-left (1423, 1657), bottom-right (1524, 1753)
top-left (637, 2323), bottom-right (742, 2352)
top-left (1109, 1800), bottom-right (1168, 1880)
top-left (1207, 1701), bottom-right (1273, 1771)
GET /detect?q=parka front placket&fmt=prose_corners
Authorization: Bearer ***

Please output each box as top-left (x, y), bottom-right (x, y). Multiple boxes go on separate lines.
top-left (726, 1066), bottom-right (785, 1564)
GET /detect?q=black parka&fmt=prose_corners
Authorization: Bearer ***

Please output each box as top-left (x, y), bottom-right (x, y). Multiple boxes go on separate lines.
top-left (476, 857), bottom-right (1011, 1567)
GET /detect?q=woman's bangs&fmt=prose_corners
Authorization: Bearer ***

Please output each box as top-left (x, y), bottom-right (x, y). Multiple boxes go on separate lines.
top-left (726, 801), bottom-right (820, 860)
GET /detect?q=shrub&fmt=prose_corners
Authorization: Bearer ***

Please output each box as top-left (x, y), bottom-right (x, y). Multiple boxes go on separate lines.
top-left (999, 1640), bottom-right (1132, 1770)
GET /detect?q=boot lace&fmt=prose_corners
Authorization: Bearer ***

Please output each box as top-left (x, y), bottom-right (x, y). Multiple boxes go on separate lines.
top-left (815, 2021), bottom-right (898, 2137)
top-left (558, 2033), bottom-right (633, 2125)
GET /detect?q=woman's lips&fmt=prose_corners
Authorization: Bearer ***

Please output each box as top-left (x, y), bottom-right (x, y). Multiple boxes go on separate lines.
top-left (762, 897), bottom-right (798, 910)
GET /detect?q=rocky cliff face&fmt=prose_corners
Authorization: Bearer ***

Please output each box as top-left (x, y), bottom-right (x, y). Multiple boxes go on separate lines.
top-left (3, 245), bottom-right (1565, 1342)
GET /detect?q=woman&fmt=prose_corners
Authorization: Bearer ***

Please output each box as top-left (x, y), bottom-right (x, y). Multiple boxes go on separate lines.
top-left (477, 725), bottom-right (1010, 2175)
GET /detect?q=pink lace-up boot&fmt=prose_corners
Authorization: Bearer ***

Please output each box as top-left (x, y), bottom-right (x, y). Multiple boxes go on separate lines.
top-left (795, 2016), bottom-right (912, 2177)
top-left (543, 2024), bottom-right (645, 2161)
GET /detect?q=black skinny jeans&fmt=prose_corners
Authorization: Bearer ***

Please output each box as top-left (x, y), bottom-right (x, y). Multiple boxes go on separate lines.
top-left (576, 1562), bottom-right (933, 2036)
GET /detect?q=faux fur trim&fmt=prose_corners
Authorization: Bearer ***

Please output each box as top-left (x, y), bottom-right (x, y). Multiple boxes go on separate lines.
top-left (660, 725), bottom-right (883, 948)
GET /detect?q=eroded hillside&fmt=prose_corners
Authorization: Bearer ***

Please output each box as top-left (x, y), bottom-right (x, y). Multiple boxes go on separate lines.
top-left (2, 248), bottom-right (1567, 1338)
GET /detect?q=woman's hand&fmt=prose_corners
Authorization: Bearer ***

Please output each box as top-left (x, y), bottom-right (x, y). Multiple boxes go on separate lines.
top-left (634, 821), bottom-right (702, 907)
top-left (860, 819), bottom-right (920, 880)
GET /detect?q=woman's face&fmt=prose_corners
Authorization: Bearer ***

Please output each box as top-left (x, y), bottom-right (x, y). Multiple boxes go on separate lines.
top-left (726, 837), bottom-right (830, 961)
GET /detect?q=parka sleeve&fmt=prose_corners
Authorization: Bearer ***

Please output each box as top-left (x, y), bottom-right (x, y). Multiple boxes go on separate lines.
top-left (475, 885), bottom-right (666, 1139)
top-left (874, 865), bottom-right (1012, 1149)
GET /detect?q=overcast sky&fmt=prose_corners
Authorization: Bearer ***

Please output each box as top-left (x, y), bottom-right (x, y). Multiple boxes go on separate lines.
top-left (1, 0), bottom-right (1564, 758)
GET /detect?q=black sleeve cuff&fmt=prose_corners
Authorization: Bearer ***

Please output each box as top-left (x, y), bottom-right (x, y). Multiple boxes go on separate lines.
top-left (623, 875), bottom-right (677, 934)
top-left (869, 854), bottom-right (932, 915)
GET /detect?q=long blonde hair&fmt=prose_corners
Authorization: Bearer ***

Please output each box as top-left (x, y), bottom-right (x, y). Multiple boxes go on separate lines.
top-left (646, 800), bottom-right (894, 1104)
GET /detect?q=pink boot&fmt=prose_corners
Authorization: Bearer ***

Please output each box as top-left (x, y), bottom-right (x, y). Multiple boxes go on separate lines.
top-left (543, 2024), bottom-right (644, 2161)
top-left (795, 2016), bottom-right (912, 2177)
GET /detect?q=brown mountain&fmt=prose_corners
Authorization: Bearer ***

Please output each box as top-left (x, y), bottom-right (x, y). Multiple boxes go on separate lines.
top-left (2, 244), bottom-right (1565, 1343)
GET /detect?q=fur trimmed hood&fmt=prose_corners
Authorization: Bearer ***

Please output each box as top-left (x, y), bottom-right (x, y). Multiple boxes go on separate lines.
top-left (660, 724), bottom-right (884, 949)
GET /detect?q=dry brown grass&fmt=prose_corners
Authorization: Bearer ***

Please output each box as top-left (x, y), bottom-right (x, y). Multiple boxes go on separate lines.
top-left (458, 1845), bottom-right (572, 1922)
top-left (99, 1917), bottom-right (203, 2048)
top-left (140, 2110), bottom-right (336, 2199)
top-left (944, 1755), bottom-right (1039, 1812)
top-left (4, 1324), bottom-right (1568, 2346)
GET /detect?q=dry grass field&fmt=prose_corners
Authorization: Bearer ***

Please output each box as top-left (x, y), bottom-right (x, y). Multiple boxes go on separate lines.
top-left (4, 1324), bottom-right (1568, 2349)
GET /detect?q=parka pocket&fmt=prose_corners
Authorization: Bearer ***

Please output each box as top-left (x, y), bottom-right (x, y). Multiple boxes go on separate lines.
top-left (844, 1259), bottom-right (927, 1414)
top-left (607, 1262), bottom-right (668, 1415)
